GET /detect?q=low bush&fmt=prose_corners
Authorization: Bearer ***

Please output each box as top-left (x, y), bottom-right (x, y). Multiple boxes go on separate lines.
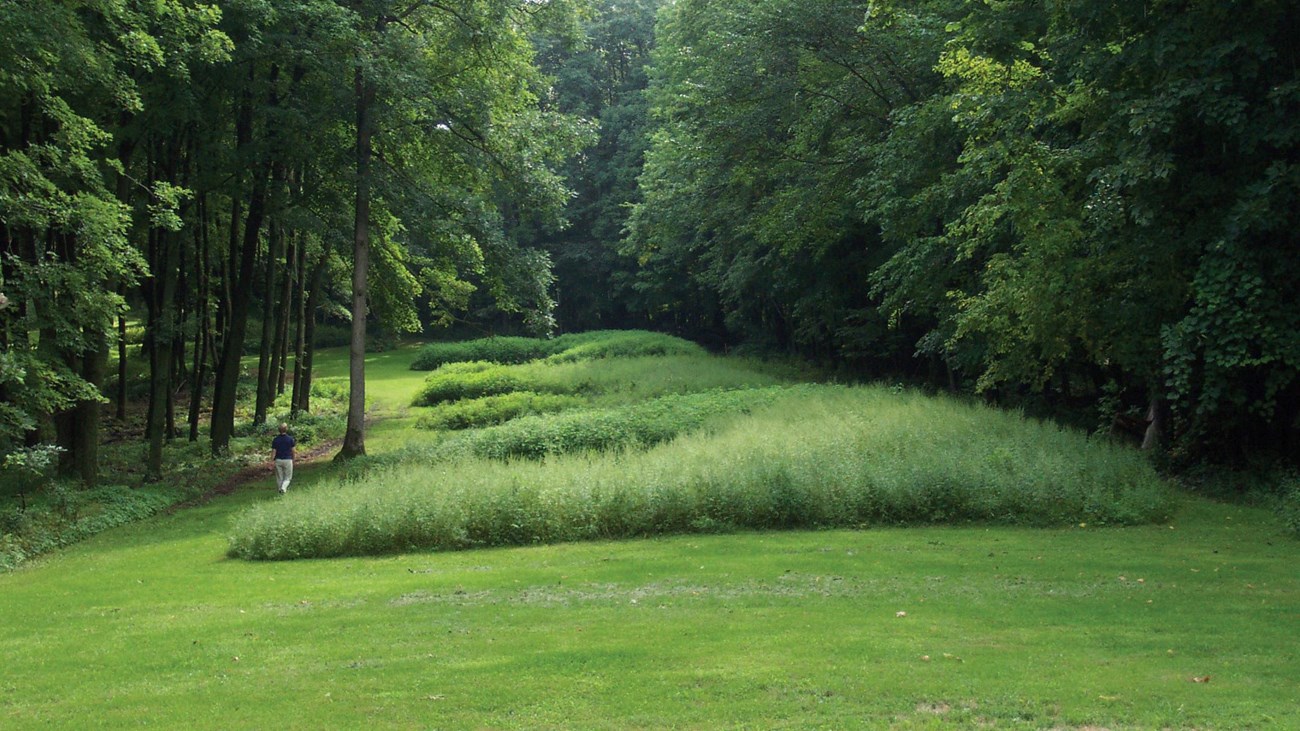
top-left (415, 391), bottom-right (585, 431)
top-left (1, 485), bottom-right (176, 572)
top-left (1278, 471), bottom-right (1300, 538)
top-left (228, 385), bottom-right (1174, 560)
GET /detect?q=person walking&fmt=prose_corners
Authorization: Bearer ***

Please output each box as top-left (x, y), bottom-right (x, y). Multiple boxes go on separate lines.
top-left (271, 423), bottom-right (296, 494)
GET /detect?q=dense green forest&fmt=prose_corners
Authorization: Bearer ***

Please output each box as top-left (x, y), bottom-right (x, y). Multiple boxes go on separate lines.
top-left (2, 0), bottom-right (1298, 496)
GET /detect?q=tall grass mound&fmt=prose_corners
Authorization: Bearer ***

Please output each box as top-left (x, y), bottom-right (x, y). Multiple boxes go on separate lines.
top-left (541, 331), bottom-right (706, 363)
top-left (412, 354), bottom-right (784, 407)
top-left (409, 330), bottom-right (693, 371)
top-left (410, 386), bottom-right (800, 460)
top-left (228, 386), bottom-right (1174, 560)
top-left (415, 391), bottom-right (585, 431)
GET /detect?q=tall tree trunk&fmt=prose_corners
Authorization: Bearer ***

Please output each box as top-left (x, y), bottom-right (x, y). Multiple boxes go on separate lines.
top-left (73, 329), bottom-right (107, 484)
top-left (114, 134), bottom-right (135, 424)
top-left (209, 166), bottom-right (268, 454)
top-left (338, 64), bottom-right (375, 461)
top-left (188, 193), bottom-right (210, 441)
top-left (294, 251), bottom-right (327, 416)
top-left (253, 210), bottom-right (282, 426)
top-left (167, 218), bottom-right (189, 444)
top-left (210, 65), bottom-right (271, 455)
top-left (289, 236), bottom-right (308, 415)
top-left (116, 302), bottom-right (128, 421)
top-left (274, 231), bottom-right (295, 396)
top-left (145, 225), bottom-right (181, 481)
top-left (1142, 395), bottom-right (1169, 452)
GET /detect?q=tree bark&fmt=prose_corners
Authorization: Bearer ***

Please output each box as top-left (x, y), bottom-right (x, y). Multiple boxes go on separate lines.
top-left (70, 325), bottom-right (108, 484)
top-left (187, 193), bottom-right (210, 442)
top-left (294, 251), bottom-right (327, 416)
top-left (274, 230), bottom-right (295, 396)
top-left (209, 165), bottom-right (268, 455)
top-left (289, 236), bottom-right (309, 416)
top-left (210, 65), bottom-right (271, 455)
top-left (337, 63), bottom-right (375, 461)
top-left (253, 207), bottom-right (283, 426)
top-left (1142, 395), bottom-right (1169, 452)
top-left (116, 303), bottom-right (128, 421)
top-left (145, 223), bottom-right (181, 480)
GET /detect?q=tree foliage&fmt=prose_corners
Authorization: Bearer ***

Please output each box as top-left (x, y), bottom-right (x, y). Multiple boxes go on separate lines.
top-left (1, 0), bottom-right (590, 474)
top-left (625, 0), bottom-right (1300, 459)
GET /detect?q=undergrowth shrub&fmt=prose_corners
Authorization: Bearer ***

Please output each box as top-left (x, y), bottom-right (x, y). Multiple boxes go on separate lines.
top-left (229, 386), bottom-right (1174, 560)
top-left (416, 392), bottom-right (585, 431)
top-left (1, 485), bottom-right (175, 572)
top-left (1279, 471), bottom-right (1300, 538)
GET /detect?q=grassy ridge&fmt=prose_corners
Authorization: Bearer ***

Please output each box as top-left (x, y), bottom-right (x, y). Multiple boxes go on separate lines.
top-left (228, 386), bottom-right (1172, 560)
top-left (414, 391), bottom-right (586, 431)
top-left (409, 330), bottom-right (702, 371)
top-left (5, 333), bottom-right (1297, 729)
top-left (411, 386), bottom-right (800, 460)
top-left (412, 354), bottom-right (784, 406)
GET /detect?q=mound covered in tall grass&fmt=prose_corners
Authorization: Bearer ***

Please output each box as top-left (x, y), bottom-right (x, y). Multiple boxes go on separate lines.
top-left (228, 386), bottom-right (1173, 560)
top-left (409, 330), bottom-right (703, 371)
top-left (412, 386), bottom-right (801, 460)
top-left (415, 391), bottom-right (586, 431)
top-left (412, 354), bottom-right (783, 407)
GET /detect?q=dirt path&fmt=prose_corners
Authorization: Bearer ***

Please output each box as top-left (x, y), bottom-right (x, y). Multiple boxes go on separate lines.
top-left (164, 438), bottom-right (344, 513)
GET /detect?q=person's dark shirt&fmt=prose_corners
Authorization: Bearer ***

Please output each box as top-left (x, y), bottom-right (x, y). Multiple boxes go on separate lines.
top-left (272, 434), bottom-right (296, 460)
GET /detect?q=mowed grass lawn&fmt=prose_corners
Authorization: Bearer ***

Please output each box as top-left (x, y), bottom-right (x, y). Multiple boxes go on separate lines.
top-left (2, 344), bottom-right (1297, 729)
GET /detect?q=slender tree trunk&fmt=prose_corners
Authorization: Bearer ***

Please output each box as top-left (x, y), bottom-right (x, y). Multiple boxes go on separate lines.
top-left (215, 192), bottom-right (240, 354)
top-left (1142, 395), bottom-right (1169, 452)
top-left (209, 167), bottom-right (268, 454)
top-left (274, 232), bottom-right (295, 396)
top-left (167, 217), bottom-right (188, 444)
top-left (253, 211), bottom-right (282, 426)
top-left (289, 238), bottom-right (308, 416)
top-left (114, 135), bottom-right (135, 424)
top-left (145, 223), bottom-right (181, 480)
top-left (117, 302), bottom-right (128, 421)
top-left (188, 193), bottom-right (210, 442)
top-left (210, 66), bottom-right (271, 455)
top-left (72, 332), bottom-right (107, 484)
top-left (295, 251), bottom-right (327, 415)
top-left (338, 64), bottom-right (375, 461)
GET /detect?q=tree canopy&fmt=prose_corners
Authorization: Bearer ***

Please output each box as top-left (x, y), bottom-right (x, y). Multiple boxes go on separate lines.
top-left (2, 0), bottom-right (1296, 476)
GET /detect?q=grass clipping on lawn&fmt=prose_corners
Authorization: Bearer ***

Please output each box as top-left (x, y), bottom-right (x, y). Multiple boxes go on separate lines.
top-left (227, 385), bottom-right (1172, 560)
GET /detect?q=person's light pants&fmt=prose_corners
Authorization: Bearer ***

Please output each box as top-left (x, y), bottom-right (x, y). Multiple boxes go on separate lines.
top-left (275, 459), bottom-right (293, 493)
